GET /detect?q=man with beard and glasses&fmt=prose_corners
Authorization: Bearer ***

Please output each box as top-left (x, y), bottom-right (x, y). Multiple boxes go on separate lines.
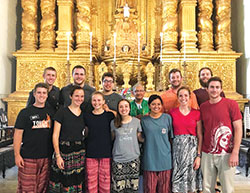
top-left (160, 68), bottom-right (199, 114)
top-left (194, 67), bottom-right (225, 106)
top-left (59, 65), bottom-right (95, 113)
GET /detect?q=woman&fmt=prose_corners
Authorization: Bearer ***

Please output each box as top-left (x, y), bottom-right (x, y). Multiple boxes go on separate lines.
top-left (141, 95), bottom-right (173, 193)
top-left (84, 91), bottom-right (114, 193)
top-left (169, 86), bottom-right (202, 193)
top-left (49, 85), bottom-right (86, 192)
top-left (111, 99), bottom-right (143, 193)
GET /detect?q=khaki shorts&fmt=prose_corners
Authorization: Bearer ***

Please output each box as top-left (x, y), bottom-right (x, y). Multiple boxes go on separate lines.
top-left (201, 152), bottom-right (236, 193)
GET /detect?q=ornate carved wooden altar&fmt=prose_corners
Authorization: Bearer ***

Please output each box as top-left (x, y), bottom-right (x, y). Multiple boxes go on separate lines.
top-left (4, 0), bottom-right (247, 125)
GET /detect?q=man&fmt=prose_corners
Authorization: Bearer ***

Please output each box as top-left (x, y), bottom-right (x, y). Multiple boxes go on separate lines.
top-left (59, 65), bottom-right (95, 112)
top-left (102, 72), bottom-right (122, 114)
top-left (200, 77), bottom-right (242, 193)
top-left (194, 67), bottom-right (225, 106)
top-left (130, 83), bottom-right (149, 119)
top-left (161, 68), bottom-right (199, 113)
top-left (14, 83), bottom-right (55, 193)
top-left (130, 83), bottom-right (149, 193)
top-left (26, 67), bottom-right (60, 111)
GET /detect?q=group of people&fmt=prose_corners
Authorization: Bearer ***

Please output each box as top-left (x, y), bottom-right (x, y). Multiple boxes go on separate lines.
top-left (13, 65), bottom-right (242, 193)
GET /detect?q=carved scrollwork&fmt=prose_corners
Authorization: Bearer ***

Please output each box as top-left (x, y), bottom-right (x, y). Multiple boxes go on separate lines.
top-left (116, 0), bottom-right (137, 8)
top-left (8, 103), bottom-right (26, 126)
top-left (183, 63), bottom-right (199, 91)
top-left (17, 61), bottom-right (46, 91)
top-left (206, 62), bottom-right (234, 91)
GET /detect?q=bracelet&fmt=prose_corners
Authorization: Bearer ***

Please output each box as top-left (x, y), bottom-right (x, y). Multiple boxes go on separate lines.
top-left (197, 153), bottom-right (201, 158)
top-left (55, 153), bottom-right (61, 158)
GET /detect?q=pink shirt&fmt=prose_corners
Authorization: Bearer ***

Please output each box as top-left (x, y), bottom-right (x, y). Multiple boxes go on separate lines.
top-left (169, 108), bottom-right (200, 136)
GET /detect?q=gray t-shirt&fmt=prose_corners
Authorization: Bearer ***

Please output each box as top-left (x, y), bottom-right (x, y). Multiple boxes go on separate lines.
top-left (111, 117), bottom-right (142, 163)
top-left (104, 93), bottom-right (122, 111)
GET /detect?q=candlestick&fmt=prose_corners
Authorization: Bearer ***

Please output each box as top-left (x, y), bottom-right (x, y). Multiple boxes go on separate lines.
top-left (90, 32), bottom-right (92, 62)
top-left (66, 32), bottom-right (71, 61)
top-left (138, 32), bottom-right (140, 62)
top-left (160, 32), bottom-right (163, 62)
top-left (114, 32), bottom-right (116, 62)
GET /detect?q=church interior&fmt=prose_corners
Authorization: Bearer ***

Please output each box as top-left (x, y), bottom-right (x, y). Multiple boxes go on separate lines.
top-left (1, 0), bottom-right (250, 192)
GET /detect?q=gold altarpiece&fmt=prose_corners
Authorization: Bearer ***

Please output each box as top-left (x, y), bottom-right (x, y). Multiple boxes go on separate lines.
top-left (3, 0), bottom-right (247, 125)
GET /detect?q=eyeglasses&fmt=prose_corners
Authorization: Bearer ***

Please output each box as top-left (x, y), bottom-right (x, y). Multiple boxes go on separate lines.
top-left (103, 79), bottom-right (114, 84)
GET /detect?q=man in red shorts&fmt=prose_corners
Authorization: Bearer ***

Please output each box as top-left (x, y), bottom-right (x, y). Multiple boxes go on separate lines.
top-left (14, 83), bottom-right (55, 193)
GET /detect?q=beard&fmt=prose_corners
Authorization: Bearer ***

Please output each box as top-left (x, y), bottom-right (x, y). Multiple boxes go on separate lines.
top-left (199, 78), bottom-right (208, 88)
top-left (171, 83), bottom-right (181, 89)
top-left (74, 79), bottom-right (84, 86)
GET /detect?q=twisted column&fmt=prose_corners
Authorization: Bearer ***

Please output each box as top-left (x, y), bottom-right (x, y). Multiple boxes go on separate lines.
top-left (215, 0), bottom-right (232, 52)
top-left (162, 0), bottom-right (178, 51)
top-left (39, 0), bottom-right (56, 51)
top-left (76, 0), bottom-right (91, 51)
top-left (21, 0), bottom-right (38, 51)
top-left (197, 0), bottom-right (214, 51)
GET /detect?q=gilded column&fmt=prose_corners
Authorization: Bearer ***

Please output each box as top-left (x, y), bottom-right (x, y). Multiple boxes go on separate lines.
top-left (197, 0), bottom-right (214, 51)
top-left (21, 0), bottom-right (38, 51)
top-left (179, 0), bottom-right (198, 52)
top-left (215, 0), bottom-right (232, 52)
top-left (91, 5), bottom-right (98, 53)
top-left (39, 0), bottom-right (56, 51)
top-left (162, 0), bottom-right (178, 51)
top-left (76, 0), bottom-right (91, 51)
top-left (56, 0), bottom-right (74, 51)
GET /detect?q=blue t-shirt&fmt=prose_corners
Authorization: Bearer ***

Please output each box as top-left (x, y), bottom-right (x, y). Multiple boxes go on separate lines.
top-left (141, 113), bottom-right (173, 171)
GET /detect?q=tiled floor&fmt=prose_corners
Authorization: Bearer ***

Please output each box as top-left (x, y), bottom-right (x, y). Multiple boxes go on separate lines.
top-left (0, 166), bottom-right (250, 193)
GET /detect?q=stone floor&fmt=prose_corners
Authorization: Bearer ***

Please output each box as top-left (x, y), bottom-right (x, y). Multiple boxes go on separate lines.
top-left (0, 166), bottom-right (250, 193)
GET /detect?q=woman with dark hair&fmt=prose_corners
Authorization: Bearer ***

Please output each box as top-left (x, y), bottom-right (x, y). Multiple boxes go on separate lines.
top-left (141, 94), bottom-right (173, 193)
top-left (49, 85), bottom-right (86, 192)
top-left (111, 99), bottom-right (143, 193)
top-left (169, 86), bottom-right (202, 193)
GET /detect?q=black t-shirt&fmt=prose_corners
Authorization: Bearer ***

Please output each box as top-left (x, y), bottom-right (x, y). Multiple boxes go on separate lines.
top-left (55, 107), bottom-right (85, 142)
top-left (59, 83), bottom-right (95, 113)
top-left (14, 105), bottom-right (55, 159)
top-left (84, 111), bottom-right (114, 158)
top-left (26, 85), bottom-right (60, 111)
